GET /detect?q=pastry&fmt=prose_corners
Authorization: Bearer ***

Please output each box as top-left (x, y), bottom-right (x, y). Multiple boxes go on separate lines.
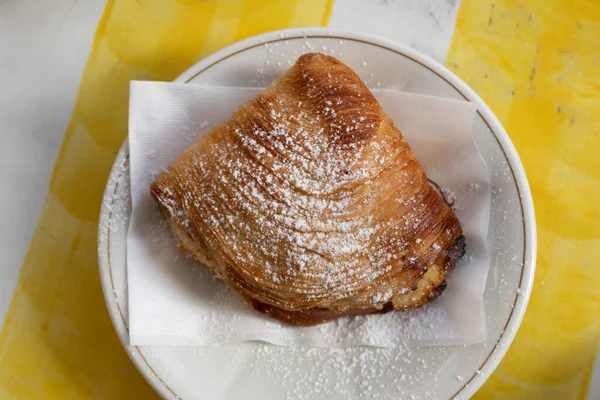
top-left (150, 52), bottom-right (464, 327)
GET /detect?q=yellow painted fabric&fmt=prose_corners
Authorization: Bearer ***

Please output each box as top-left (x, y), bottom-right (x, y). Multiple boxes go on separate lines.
top-left (0, 1), bottom-right (332, 398)
top-left (447, 0), bottom-right (600, 398)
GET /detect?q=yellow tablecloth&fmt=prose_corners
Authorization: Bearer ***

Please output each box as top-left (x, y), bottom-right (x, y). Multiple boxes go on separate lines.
top-left (0, 0), bottom-right (598, 398)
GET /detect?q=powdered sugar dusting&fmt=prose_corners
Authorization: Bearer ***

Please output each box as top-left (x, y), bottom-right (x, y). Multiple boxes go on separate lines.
top-left (185, 342), bottom-right (456, 399)
top-left (154, 63), bottom-right (463, 314)
top-left (99, 157), bottom-right (131, 243)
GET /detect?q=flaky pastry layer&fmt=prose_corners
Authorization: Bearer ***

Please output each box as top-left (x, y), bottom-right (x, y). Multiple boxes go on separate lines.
top-left (151, 53), bottom-right (464, 326)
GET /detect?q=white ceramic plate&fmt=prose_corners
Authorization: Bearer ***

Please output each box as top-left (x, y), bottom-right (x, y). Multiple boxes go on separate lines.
top-left (98, 28), bottom-right (536, 400)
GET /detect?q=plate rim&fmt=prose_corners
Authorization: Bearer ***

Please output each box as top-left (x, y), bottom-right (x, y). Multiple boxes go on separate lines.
top-left (98, 26), bottom-right (537, 400)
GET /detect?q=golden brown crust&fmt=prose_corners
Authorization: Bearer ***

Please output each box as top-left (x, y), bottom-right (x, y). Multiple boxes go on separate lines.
top-left (150, 53), bottom-right (464, 327)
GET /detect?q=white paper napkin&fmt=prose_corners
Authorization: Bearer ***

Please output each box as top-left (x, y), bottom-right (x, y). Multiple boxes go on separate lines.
top-left (127, 81), bottom-right (491, 348)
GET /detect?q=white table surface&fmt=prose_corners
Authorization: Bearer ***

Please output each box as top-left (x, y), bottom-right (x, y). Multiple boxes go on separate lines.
top-left (0, 0), bottom-right (105, 320)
